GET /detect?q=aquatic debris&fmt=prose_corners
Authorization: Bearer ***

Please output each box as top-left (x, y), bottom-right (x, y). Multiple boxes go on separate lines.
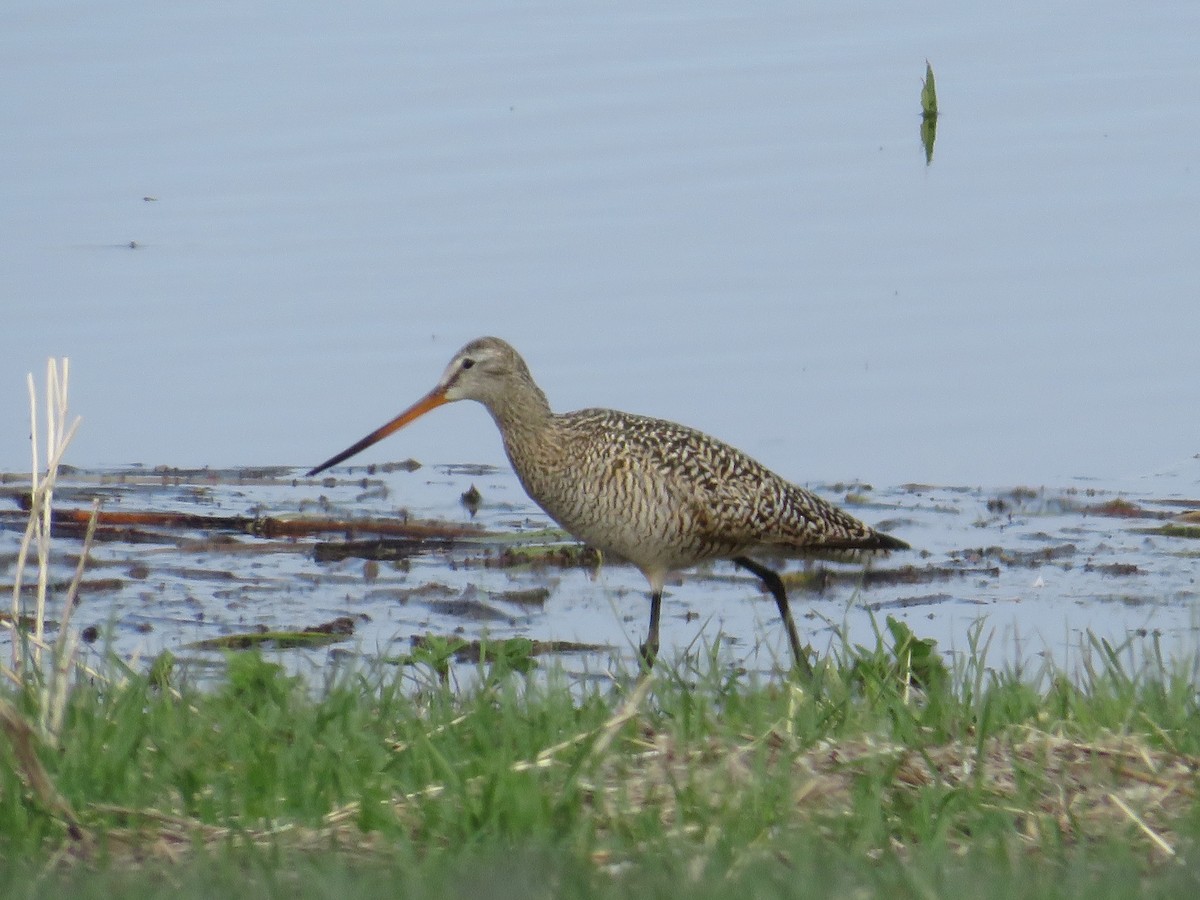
top-left (365, 583), bottom-right (456, 604)
top-left (6, 577), bottom-right (123, 596)
top-left (781, 563), bottom-right (997, 593)
top-left (1005, 543), bottom-right (1077, 566)
top-left (310, 459), bottom-right (421, 484)
top-left (438, 463), bottom-right (501, 477)
top-left (955, 543), bottom-right (1078, 568)
top-left (470, 543), bottom-right (603, 570)
top-left (0, 612), bottom-right (57, 631)
top-left (313, 537), bottom-right (438, 563)
top-left (1084, 498), bottom-right (1170, 519)
top-left (0, 503), bottom-right (488, 551)
top-left (184, 616), bottom-right (359, 651)
top-left (985, 487), bottom-right (1044, 514)
top-left (1142, 524), bottom-right (1200, 541)
top-left (1083, 562), bottom-right (1141, 577)
top-left (493, 587), bottom-right (551, 608)
top-left (460, 483), bottom-right (483, 516)
top-left (863, 592), bottom-right (985, 612)
top-left (424, 588), bottom-right (512, 623)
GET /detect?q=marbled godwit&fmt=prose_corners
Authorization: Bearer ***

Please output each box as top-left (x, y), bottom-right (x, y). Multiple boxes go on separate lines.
top-left (308, 337), bottom-right (907, 676)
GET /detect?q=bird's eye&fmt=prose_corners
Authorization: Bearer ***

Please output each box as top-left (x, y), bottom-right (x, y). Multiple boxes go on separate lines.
top-left (461, 358), bottom-right (475, 370)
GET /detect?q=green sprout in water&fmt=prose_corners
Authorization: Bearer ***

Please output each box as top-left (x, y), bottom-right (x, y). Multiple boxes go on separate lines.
top-left (921, 59), bottom-right (938, 118)
top-left (920, 59), bottom-right (939, 165)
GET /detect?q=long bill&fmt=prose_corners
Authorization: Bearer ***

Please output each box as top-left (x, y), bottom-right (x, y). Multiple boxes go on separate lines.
top-left (306, 386), bottom-right (449, 476)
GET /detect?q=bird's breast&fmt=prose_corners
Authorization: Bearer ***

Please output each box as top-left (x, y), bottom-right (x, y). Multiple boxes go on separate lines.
top-left (505, 432), bottom-right (738, 571)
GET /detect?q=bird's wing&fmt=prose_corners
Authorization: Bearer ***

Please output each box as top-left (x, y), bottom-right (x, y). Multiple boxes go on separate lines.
top-left (605, 413), bottom-right (895, 553)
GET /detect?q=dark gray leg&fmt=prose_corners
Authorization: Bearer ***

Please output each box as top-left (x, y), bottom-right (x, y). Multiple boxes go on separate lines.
top-left (733, 556), bottom-right (815, 679)
top-left (639, 590), bottom-right (662, 671)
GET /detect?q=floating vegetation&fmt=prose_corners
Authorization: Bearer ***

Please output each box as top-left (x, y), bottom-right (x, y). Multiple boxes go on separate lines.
top-left (493, 587), bottom-right (551, 608)
top-left (920, 59), bottom-right (938, 118)
top-left (1143, 523), bottom-right (1200, 540)
top-left (184, 616), bottom-right (358, 651)
top-left (399, 633), bottom-right (607, 671)
top-left (422, 592), bottom-right (512, 623)
top-left (467, 542), bottom-right (604, 570)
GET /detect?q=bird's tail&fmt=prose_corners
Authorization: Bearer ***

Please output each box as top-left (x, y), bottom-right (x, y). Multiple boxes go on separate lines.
top-left (772, 526), bottom-right (909, 562)
top-left (859, 530), bottom-right (909, 552)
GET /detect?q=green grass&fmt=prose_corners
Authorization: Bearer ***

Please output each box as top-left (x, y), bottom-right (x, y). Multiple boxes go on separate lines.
top-left (3, 627), bottom-right (1199, 898)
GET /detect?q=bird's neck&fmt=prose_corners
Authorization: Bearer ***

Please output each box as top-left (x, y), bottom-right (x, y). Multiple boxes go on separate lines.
top-left (485, 380), bottom-right (555, 460)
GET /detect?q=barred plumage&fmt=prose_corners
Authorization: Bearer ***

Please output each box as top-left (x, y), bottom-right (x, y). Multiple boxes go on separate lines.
top-left (309, 336), bottom-right (908, 677)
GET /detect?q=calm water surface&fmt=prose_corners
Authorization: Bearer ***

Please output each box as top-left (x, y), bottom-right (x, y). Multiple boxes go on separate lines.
top-left (3, 1), bottom-right (1198, 489)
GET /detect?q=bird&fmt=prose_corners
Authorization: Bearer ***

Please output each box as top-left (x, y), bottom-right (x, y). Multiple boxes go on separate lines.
top-left (307, 337), bottom-right (907, 677)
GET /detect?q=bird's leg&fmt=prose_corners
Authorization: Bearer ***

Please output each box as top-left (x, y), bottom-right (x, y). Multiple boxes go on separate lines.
top-left (638, 590), bottom-right (662, 671)
top-left (733, 557), bottom-right (815, 680)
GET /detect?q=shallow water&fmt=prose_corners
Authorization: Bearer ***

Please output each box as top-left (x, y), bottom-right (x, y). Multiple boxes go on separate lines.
top-left (3, 1), bottom-right (1199, 488)
top-left (4, 4), bottom-right (1199, 679)
top-left (3, 463), bottom-right (1198, 681)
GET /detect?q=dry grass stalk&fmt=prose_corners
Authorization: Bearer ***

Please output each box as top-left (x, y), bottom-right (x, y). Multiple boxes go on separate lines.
top-left (2, 358), bottom-right (93, 749)
top-left (41, 499), bottom-right (100, 741)
top-left (601, 723), bottom-right (1198, 861)
top-left (9, 359), bottom-right (80, 674)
